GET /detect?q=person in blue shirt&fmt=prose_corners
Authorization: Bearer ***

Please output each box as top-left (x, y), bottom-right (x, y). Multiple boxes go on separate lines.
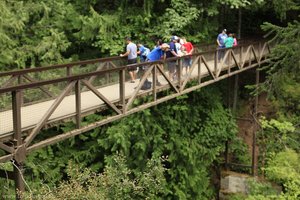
top-left (137, 43), bottom-right (150, 62)
top-left (141, 43), bottom-right (169, 86)
top-left (147, 44), bottom-right (168, 61)
top-left (216, 29), bottom-right (228, 62)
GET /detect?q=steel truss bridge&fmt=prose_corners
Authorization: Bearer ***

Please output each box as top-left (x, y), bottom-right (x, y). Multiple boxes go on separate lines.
top-left (0, 40), bottom-right (271, 198)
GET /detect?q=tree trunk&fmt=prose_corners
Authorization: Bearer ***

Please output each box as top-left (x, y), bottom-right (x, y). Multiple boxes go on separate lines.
top-left (237, 8), bottom-right (242, 39)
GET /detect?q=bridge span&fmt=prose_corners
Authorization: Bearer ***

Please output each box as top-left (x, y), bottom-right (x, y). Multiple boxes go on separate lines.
top-left (0, 40), bottom-right (271, 196)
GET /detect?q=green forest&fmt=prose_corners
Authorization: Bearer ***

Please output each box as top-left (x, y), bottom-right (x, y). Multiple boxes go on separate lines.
top-left (0, 0), bottom-right (300, 199)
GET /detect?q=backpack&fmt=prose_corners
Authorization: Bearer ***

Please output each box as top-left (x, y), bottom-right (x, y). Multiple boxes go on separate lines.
top-left (141, 79), bottom-right (152, 90)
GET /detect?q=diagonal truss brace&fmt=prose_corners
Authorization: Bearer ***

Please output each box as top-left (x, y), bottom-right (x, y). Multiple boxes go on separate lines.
top-left (124, 65), bottom-right (154, 112)
top-left (25, 81), bottom-right (76, 147)
top-left (82, 80), bottom-right (122, 115)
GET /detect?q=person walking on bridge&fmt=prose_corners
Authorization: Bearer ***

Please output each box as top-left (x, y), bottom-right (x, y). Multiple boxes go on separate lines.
top-left (232, 33), bottom-right (238, 46)
top-left (120, 37), bottom-right (137, 83)
top-left (217, 29), bottom-right (228, 62)
top-left (224, 33), bottom-right (234, 48)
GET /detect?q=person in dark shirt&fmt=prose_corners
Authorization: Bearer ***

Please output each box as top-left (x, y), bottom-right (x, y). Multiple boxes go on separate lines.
top-left (166, 36), bottom-right (180, 81)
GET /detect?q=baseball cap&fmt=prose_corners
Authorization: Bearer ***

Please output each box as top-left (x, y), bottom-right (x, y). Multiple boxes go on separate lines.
top-left (223, 29), bottom-right (227, 32)
top-left (171, 36), bottom-right (179, 41)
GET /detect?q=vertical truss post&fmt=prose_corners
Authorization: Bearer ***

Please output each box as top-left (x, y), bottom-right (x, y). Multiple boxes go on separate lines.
top-left (178, 58), bottom-right (183, 91)
top-left (214, 50), bottom-right (218, 74)
top-left (12, 91), bottom-right (22, 146)
top-left (119, 69), bottom-right (125, 114)
top-left (198, 56), bottom-right (201, 84)
top-left (17, 76), bottom-right (24, 106)
top-left (249, 47), bottom-right (252, 67)
top-left (105, 62), bottom-right (110, 85)
top-left (67, 66), bottom-right (72, 76)
top-left (152, 65), bottom-right (157, 101)
top-left (228, 51), bottom-right (231, 74)
top-left (12, 90), bottom-right (25, 199)
top-left (258, 42), bottom-right (261, 57)
top-left (75, 80), bottom-right (81, 129)
top-left (225, 141), bottom-right (229, 171)
top-left (239, 46), bottom-right (243, 67)
top-left (252, 69), bottom-right (260, 176)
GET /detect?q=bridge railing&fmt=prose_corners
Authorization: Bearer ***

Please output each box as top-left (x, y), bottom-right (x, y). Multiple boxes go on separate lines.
top-left (0, 39), bottom-right (245, 92)
top-left (0, 56), bottom-right (128, 109)
top-left (0, 41), bottom-right (272, 156)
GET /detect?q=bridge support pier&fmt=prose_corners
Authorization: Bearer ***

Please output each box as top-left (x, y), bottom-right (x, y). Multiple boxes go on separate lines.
top-left (251, 69), bottom-right (260, 176)
top-left (232, 74), bottom-right (239, 113)
top-left (13, 160), bottom-right (25, 199)
top-left (12, 90), bottom-right (26, 199)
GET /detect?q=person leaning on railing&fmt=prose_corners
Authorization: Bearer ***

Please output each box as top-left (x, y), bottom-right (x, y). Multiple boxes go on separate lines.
top-left (139, 43), bottom-right (170, 88)
top-left (166, 36), bottom-right (181, 81)
top-left (181, 37), bottom-right (194, 76)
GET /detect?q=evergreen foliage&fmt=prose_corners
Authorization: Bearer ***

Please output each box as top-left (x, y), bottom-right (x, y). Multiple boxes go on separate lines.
top-left (28, 154), bottom-right (166, 200)
top-left (0, 0), bottom-right (300, 199)
top-left (0, 87), bottom-right (239, 199)
top-left (261, 20), bottom-right (300, 119)
top-left (0, 0), bottom-right (276, 70)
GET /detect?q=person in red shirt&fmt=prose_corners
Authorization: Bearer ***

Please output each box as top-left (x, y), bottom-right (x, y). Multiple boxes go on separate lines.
top-left (182, 37), bottom-right (194, 76)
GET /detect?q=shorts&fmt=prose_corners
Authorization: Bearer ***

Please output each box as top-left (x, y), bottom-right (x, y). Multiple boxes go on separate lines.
top-left (127, 58), bottom-right (137, 71)
top-left (183, 58), bottom-right (192, 68)
top-left (140, 56), bottom-right (147, 62)
top-left (168, 61), bottom-right (176, 73)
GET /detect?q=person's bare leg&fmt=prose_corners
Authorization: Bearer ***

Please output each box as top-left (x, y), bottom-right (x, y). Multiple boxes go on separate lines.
top-left (133, 71), bottom-right (137, 80)
top-left (129, 71), bottom-right (135, 82)
top-left (169, 72), bottom-right (173, 81)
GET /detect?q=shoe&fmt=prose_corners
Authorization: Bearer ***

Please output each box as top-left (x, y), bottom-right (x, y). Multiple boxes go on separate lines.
top-left (130, 80), bottom-right (135, 83)
top-left (172, 74), bottom-right (177, 80)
